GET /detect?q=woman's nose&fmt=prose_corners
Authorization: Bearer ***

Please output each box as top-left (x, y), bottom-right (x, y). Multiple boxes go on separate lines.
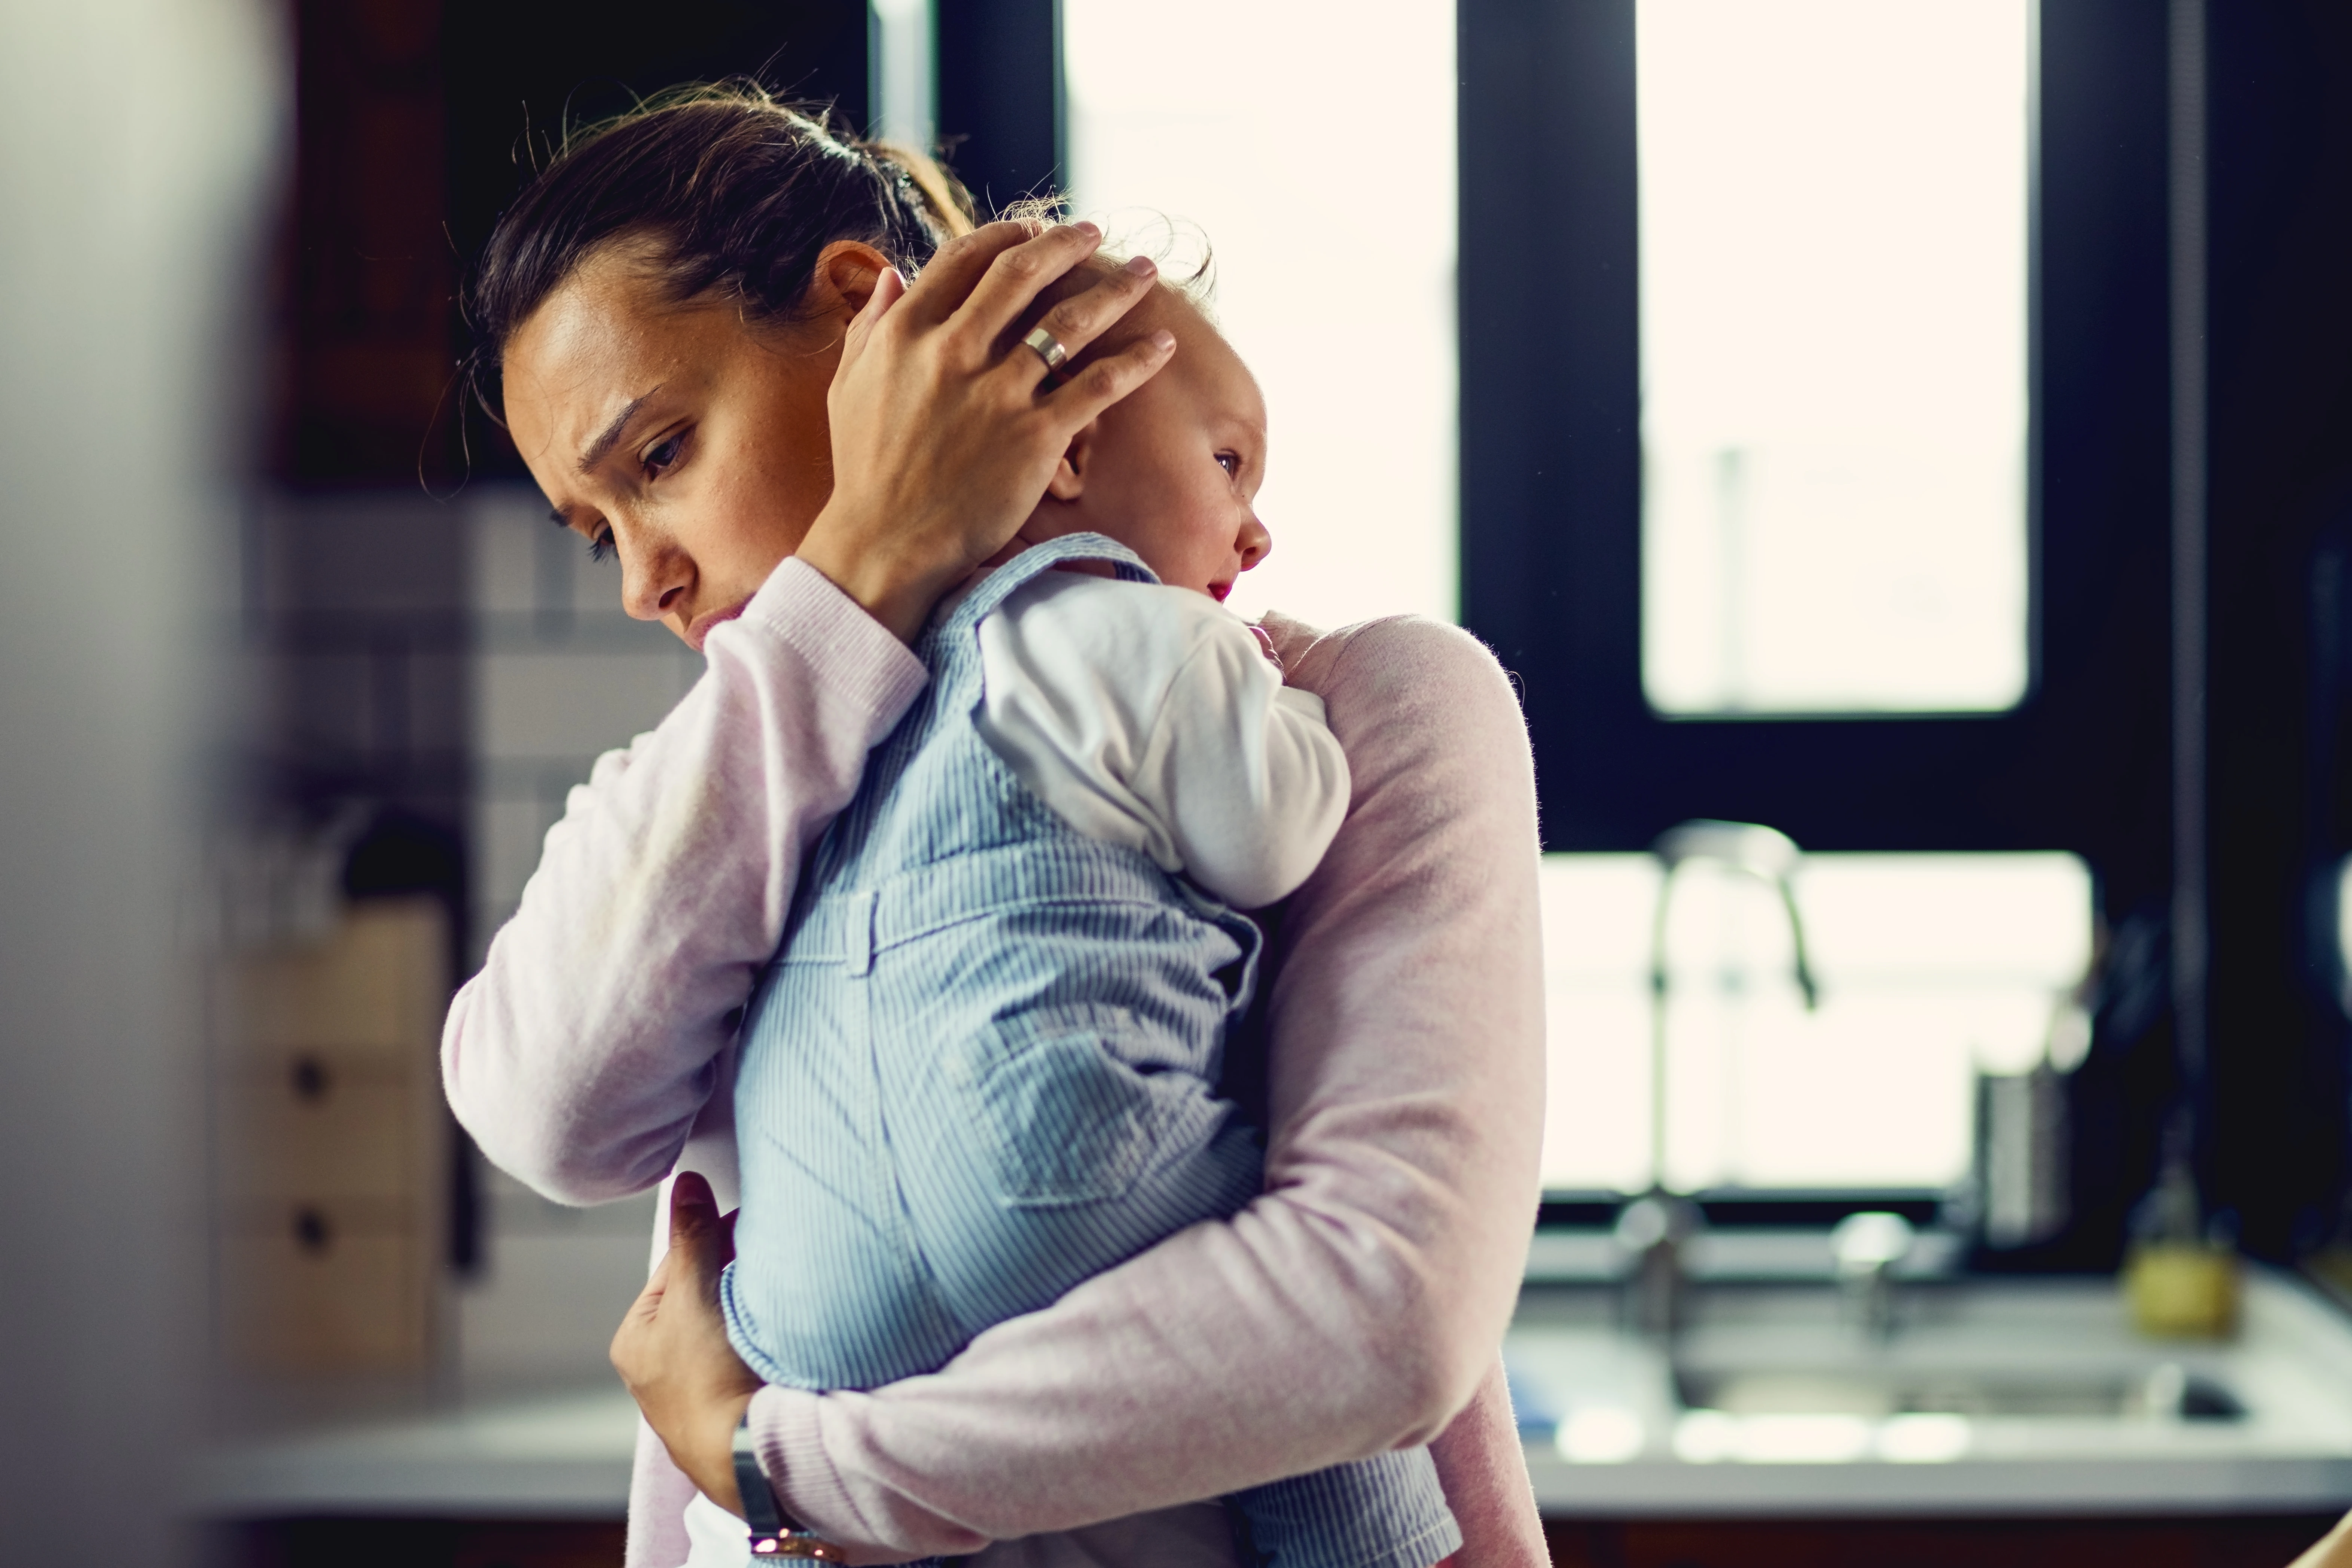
top-left (1236, 513), bottom-right (1272, 572)
top-left (619, 532), bottom-right (695, 623)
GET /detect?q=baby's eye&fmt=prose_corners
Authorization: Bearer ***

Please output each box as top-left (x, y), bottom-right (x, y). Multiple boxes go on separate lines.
top-left (1215, 451), bottom-right (1241, 478)
top-left (643, 431), bottom-right (687, 475)
top-left (586, 527), bottom-right (616, 564)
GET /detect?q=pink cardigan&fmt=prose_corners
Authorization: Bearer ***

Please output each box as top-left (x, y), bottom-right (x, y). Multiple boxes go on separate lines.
top-left (442, 559), bottom-right (1548, 1565)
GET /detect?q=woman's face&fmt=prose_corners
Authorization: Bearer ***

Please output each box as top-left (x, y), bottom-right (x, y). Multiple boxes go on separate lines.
top-left (503, 240), bottom-right (867, 650)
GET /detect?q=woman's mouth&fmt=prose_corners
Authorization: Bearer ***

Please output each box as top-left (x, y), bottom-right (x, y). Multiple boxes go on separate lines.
top-left (1209, 580), bottom-right (1233, 602)
top-left (685, 598), bottom-right (751, 651)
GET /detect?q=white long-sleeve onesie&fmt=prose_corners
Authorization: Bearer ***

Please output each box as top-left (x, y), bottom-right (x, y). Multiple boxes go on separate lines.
top-left (970, 569), bottom-right (1349, 911)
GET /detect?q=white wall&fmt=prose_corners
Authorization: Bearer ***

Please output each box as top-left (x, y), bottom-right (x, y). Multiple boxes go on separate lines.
top-left (0, 0), bottom-right (281, 1558)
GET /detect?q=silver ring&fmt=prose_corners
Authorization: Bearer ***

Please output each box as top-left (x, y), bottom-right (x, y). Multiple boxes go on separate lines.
top-left (1022, 325), bottom-right (1070, 377)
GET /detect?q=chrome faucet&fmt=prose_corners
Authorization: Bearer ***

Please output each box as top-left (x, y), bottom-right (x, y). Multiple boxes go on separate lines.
top-left (1830, 1210), bottom-right (1916, 1341)
top-left (1620, 820), bottom-right (1820, 1338)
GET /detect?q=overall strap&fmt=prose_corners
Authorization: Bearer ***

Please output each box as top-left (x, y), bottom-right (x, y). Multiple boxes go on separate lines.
top-left (939, 532), bottom-right (1159, 642)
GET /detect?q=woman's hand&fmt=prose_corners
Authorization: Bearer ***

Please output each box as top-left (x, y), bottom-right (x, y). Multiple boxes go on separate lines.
top-left (796, 220), bottom-right (1175, 642)
top-left (611, 1172), bottom-right (763, 1517)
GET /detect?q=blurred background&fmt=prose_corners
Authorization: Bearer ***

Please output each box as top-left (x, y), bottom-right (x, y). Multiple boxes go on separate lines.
top-left (6, 0), bottom-right (2352, 1564)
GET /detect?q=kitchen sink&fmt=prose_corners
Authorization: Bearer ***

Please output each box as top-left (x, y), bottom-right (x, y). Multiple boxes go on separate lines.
top-left (1677, 1362), bottom-right (2245, 1422)
top-left (1503, 1257), bottom-right (2352, 1514)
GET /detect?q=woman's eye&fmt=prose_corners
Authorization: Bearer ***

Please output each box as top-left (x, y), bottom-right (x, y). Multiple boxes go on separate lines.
top-left (643, 432), bottom-right (686, 475)
top-left (1215, 452), bottom-right (1241, 478)
top-left (586, 528), bottom-right (616, 564)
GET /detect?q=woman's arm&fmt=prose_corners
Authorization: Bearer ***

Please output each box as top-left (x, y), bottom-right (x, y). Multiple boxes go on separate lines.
top-left (740, 613), bottom-right (1548, 1554)
top-left (2294, 1514), bottom-right (2352, 1568)
top-left (442, 556), bottom-right (928, 1203)
top-left (1429, 1359), bottom-right (1553, 1566)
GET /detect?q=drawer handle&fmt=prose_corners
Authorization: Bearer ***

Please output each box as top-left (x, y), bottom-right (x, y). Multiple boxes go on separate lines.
top-left (292, 1205), bottom-right (333, 1255)
top-left (290, 1054), bottom-right (330, 1104)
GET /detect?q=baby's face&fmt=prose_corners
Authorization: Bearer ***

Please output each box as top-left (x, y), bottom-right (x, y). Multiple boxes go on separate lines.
top-left (1018, 287), bottom-right (1271, 602)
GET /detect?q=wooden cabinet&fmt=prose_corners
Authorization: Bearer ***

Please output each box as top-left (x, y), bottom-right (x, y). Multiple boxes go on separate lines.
top-left (213, 898), bottom-right (448, 1372)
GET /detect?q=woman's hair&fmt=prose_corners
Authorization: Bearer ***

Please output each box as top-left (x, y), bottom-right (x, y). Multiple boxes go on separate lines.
top-left (463, 81), bottom-right (978, 424)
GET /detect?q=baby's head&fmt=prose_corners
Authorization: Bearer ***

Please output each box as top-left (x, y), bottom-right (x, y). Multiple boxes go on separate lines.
top-left (1009, 254), bottom-right (1272, 603)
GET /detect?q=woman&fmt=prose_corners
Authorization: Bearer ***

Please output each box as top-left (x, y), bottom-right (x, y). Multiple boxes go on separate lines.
top-left (441, 89), bottom-right (1547, 1566)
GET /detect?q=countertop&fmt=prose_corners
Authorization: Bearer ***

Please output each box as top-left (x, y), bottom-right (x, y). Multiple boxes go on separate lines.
top-left (189, 1385), bottom-right (640, 1517)
top-left (187, 1238), bottom-right (2352, 1522)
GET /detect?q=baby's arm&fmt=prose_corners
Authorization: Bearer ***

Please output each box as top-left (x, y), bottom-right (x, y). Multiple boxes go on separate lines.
top-left (1135, 630), bottom-right (1349, 909)
top-left (974, 573), bottom-right (1349, 909)
top-left (442, 558), bottom-right (927, 1204)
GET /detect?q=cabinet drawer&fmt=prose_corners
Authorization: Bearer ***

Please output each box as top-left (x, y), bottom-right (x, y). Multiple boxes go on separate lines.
top-left (219, 1205), bottom-right (432, 1372)
top-left (218, 898), bottom-right (448, 1058)
top-left (217, 1053), bottom-right (430, 1202)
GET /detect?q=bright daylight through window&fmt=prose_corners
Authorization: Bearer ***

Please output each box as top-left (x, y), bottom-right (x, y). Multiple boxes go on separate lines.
top-left (1639, 0), bottom-right (2033, 714)
top-left (1061, 0), bottom-right (1458, 631)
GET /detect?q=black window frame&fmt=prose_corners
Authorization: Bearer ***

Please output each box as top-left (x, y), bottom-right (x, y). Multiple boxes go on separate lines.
top-left (1459, 0), bottom-right (2175, 919)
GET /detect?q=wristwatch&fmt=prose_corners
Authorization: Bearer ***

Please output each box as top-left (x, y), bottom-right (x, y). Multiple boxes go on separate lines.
top-left (735, 1452), bottom-right (848, 1561)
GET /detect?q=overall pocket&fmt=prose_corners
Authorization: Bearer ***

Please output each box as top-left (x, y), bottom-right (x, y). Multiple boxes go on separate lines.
top-left (947, 1000), bottom-right (1187, 1208)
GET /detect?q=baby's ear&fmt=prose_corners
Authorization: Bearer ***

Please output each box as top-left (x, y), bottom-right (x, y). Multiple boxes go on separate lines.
top-left (1044, 419), bottom-right (1100, 502)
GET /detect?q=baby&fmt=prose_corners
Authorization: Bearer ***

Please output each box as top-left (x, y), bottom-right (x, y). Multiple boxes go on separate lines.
top-left (700, 263), bottom-right (1462, 1568)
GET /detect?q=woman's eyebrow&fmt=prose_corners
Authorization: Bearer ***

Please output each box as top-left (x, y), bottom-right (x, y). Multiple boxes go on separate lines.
top-left (576, 386), bottom-right (663, 474)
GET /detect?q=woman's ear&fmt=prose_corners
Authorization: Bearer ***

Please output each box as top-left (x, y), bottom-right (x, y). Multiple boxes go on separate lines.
top-left (1044, 420), bottom-right (1100, 502)
top-left (808, 241), bottom-right (893, 320)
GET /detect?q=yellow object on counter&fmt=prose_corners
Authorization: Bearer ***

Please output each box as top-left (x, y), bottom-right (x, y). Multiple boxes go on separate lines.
top-left (2124, 1241), bottom-right (2241, 1339)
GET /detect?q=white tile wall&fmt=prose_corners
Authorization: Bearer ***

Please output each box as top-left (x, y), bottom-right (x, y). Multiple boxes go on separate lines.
top-left (455, 1175), bottom-right (659, 1392)
top-left (458, 484), bottom-right (702, 1386)
top-left (464, 484), bottom-right (704, 966)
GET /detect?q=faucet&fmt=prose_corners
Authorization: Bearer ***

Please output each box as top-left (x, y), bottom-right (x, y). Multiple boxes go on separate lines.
top-left (1831, 1210), bottom-right (1917, 1341)
top-left (1620, 820), bottom-right (1821, 1338)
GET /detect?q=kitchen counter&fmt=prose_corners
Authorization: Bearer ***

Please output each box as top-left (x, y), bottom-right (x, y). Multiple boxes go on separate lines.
top-left (188, 1241), bottom-right (2352, 1523)
top-left (188, 1385), bottom-right (639, 1517)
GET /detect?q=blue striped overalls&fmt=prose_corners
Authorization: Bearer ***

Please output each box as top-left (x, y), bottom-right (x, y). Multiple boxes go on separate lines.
top-left (721, 536), bottom-right (1461, 1568)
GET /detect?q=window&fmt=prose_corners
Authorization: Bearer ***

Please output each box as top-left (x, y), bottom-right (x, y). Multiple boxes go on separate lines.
top-left (869, 0), bottom-right (935, 153)
top-left (1638, 0), bottom-right (2034, 714)
top-left (1459, 0), bottom-right (2171, 877)
top-left (1061, 0), bottom-right (1458, 630)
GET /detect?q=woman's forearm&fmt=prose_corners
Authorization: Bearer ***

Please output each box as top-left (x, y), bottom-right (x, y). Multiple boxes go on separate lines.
top-left (628, 1417), bottom-right (701, 1568)
top-left (442, 558), bottom-right (927, 1204)
top-left (744, 615), bottom-right (1547, 1553)
top-left (1428, 1360), bottom-right (1550, 1567)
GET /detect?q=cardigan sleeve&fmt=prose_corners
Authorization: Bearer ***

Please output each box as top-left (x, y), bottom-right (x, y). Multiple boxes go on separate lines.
top-left (441, 556), bottom-right (927, 1206)
top-left (738, 614), bottom-right (1547, 1559)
